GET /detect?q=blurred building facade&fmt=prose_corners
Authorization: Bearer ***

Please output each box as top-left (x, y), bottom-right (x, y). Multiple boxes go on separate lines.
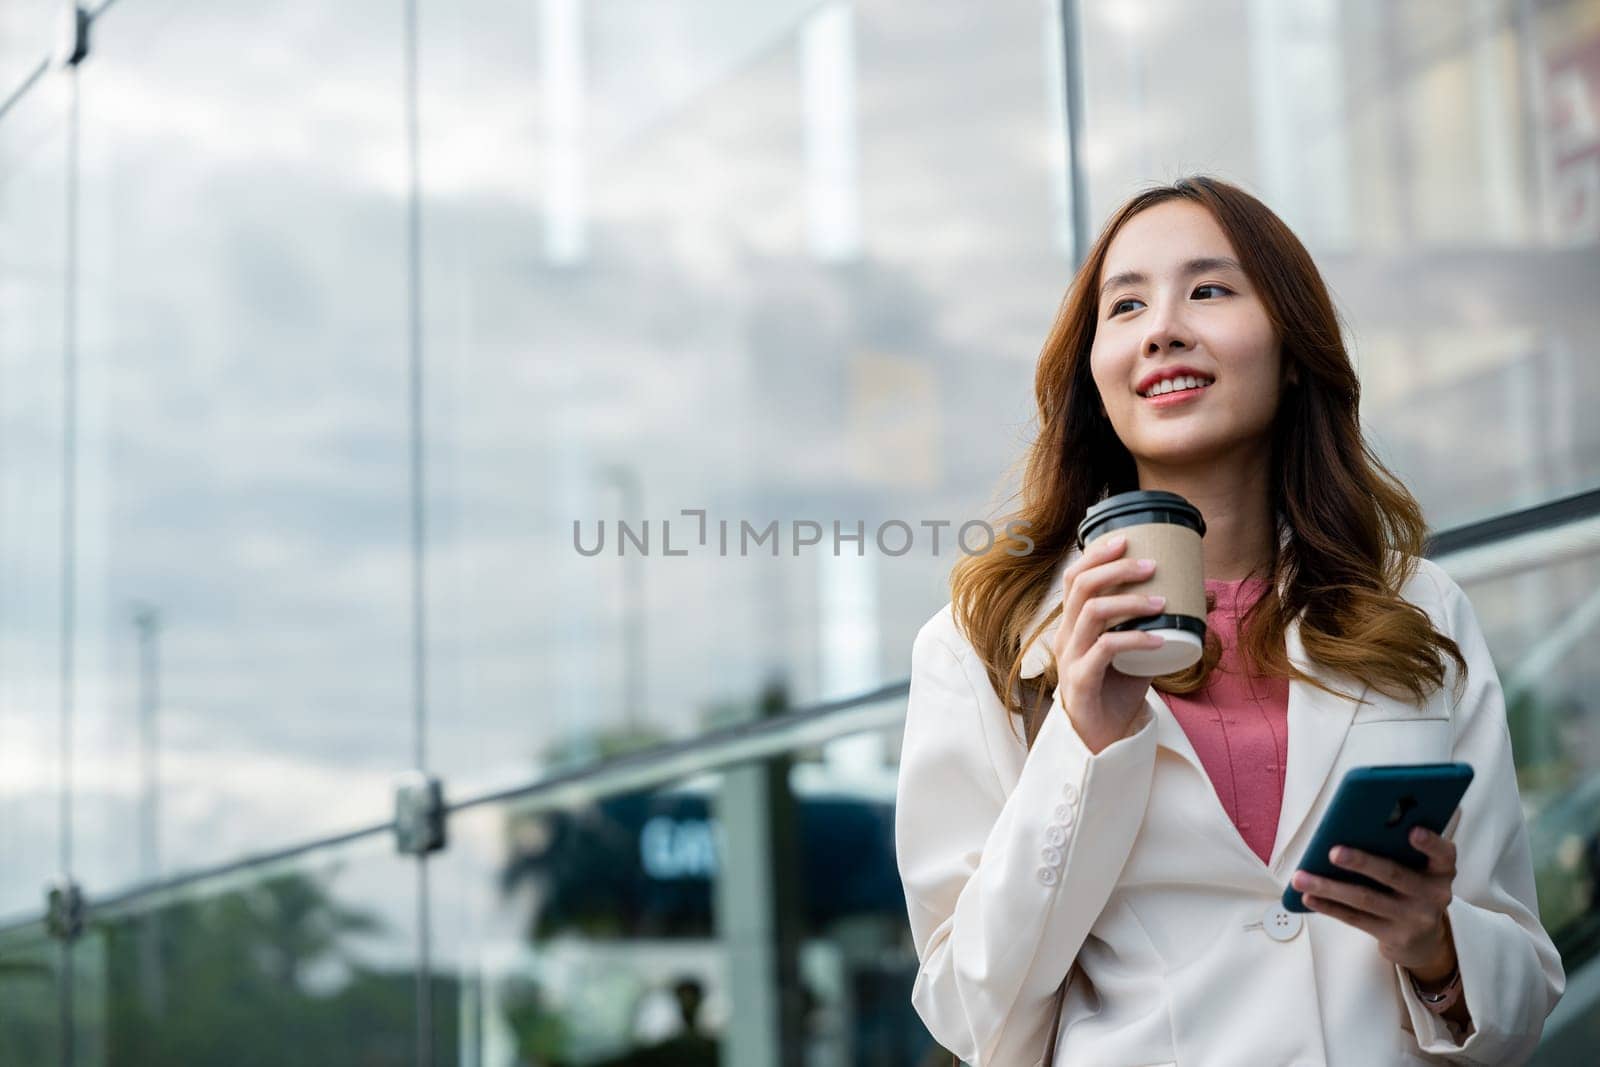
top-left (0, 0), bottom-right (1598, 1063)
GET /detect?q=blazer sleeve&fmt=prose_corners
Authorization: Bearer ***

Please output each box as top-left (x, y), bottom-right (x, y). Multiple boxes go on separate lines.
top-left (1394, 564), bottom-right (1566, 1064)
top-left (894, 608), bottom-right (1159, 1066)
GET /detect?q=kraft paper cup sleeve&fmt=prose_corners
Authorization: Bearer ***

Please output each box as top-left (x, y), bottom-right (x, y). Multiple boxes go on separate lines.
top-left (1090, 523), bottom-right (1205, 616)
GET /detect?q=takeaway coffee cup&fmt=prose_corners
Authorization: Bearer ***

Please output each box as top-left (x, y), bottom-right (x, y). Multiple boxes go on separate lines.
top-left (1076, 490), bottom-right (1207, 676)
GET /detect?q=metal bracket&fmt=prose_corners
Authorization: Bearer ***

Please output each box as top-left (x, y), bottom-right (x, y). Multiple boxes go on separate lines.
top-left (45, 878), bottom-right (85, 941)
top-left (394, 771), bottom-right (447, 856)
top-left (55, 4), bottom-right (91, 68)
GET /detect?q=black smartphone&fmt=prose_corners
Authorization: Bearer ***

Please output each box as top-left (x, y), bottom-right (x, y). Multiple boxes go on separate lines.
top-left (1282, 762), bottom-right (1474, 914)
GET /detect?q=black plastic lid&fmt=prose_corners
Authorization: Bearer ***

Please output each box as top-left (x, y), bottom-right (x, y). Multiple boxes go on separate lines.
top-left (1077, 489), bottom-right (1205, 549)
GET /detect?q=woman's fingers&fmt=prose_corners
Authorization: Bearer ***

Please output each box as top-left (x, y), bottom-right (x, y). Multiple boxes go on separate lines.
top-left (1408, 827), bottom-right (1459, 876)
top-left (1068, 629), bottom-right (1164, 685)
top-left (1060, 559), bottom-right (1158, 660)
top-left (1293, 870), bottom-right (1404, 920)
top-left (1051, 536), bottom-right (1169, 739)
top-left (1328, 847), bottom-right (1428, 897)
top-left (1056, 541), bottom-right (1125, 656)
top-left (1069, 592), bottom-right (1164, 660)
top-left (1298, 894), bottom-right (1386, 940)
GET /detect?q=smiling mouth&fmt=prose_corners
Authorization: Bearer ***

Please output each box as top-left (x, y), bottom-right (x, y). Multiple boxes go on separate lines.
top-left (1139, 379), bottom-right (1215, 400)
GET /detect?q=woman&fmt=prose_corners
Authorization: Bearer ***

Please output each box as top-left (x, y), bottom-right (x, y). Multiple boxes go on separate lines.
top-left (893, 175), bottom-right (1565, 1066)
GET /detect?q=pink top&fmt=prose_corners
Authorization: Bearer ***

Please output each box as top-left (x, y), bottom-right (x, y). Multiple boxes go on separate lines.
top-left (1158, 576), bottom-right (1289, 865)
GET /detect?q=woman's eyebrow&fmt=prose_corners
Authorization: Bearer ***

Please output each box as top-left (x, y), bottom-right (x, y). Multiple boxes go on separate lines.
top-left (1098, 256), bottom-right (1244, 301)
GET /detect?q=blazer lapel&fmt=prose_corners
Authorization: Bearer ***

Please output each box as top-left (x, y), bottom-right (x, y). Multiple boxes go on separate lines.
top-left (1134, 606), bottom-right (1368, 875)
top-left (1266, 609), bottom-right (1368, 872)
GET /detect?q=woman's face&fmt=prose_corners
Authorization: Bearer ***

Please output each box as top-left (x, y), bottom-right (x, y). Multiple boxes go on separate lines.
top-left (1088, 200), bottom-right (1286, 477)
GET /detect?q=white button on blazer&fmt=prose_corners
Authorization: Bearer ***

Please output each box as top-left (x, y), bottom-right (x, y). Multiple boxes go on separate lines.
top-left (894, 549), bottom-right (1565, 1066)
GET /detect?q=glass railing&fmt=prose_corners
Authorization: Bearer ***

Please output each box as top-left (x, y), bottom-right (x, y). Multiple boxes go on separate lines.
top-left (0, 921), bottom-right (58, 1064)
top-left (1428, 495), bottom-right (1600, 1064)
top-left (0, 688), bottom-right (919, 1064)
top-left (434, 720), bottom-right (916, 1066)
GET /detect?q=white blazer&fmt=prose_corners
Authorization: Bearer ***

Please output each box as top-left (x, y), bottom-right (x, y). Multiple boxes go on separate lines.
top-left (895, 549), bottom-right (1565, 1066)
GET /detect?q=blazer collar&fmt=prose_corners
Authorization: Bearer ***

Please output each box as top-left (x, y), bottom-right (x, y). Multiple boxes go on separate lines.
top-left (1016, 513), bottom-right (1366, 873)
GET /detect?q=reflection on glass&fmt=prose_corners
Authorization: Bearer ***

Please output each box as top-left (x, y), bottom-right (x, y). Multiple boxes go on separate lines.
top-left (1452, 540), bottom-right (1600, 976)
top-left (0, 56), bottom-right (68, 922)
top-left (1079, 0), bottom-right (1600, 529)
top-left (0, 0), bottom-right (56, 99)
top-left (0, 927), bottom-right (58, 1064)
top-left (439, 794), bottom-right (729, 1065)
top-left (417, 0), bottom-right (1072, 796)
top-left (69, 0), bottom-right (413, 888)
top-left (73, 839), bottom-right (418, 1065)
top-left (435, 727), bottom-right (930, 1065)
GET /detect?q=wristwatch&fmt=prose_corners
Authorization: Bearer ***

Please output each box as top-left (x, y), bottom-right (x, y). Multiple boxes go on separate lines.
top-left (1410, 963), bottom-right (1463, 1015)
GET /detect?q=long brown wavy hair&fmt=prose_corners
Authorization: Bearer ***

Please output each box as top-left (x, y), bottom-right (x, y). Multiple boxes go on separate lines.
top-left (950, 175), bottom-right (1468, 749)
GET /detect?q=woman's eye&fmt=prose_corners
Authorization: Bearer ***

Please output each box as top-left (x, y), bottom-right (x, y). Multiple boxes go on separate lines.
top-left (1107, 286), bottom-right (1228, 315)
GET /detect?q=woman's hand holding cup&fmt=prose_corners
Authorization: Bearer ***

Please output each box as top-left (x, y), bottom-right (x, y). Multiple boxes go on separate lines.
top-left (1049, 533), bottom-right (1168, 753)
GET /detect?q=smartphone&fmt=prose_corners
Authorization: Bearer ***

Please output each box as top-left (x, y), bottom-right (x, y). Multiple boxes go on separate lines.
top-left (1282, 762), bottom-right (1474, 914)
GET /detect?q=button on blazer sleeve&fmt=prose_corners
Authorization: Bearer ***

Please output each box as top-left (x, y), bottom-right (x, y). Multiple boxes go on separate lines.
top-left (1395, 563), bottom-right (1567, 1063)
top-left (894, 608), bottom-right (1159, 1066)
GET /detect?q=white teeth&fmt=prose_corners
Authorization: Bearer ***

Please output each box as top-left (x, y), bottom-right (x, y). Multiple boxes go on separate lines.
top-left (1142, 375), bottom-right (1213, 397)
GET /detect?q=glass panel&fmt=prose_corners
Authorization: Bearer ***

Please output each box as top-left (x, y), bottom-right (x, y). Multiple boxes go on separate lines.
top-left (436, 789), bottom-right (731, 1066)
top-left (418, 0), bottom-right (1075, 793)
top-left (0, 63), bottom-right (68, 921)
top-left (0, 0), bottom-right (56, 101)
top-left (1078, 0), bottom-right (1600, 529)
top-left (0, 924), bottom-right (60, 1065)
top-left (69, 0), bottom-right (413, 888)
top-left (73, 834), bottom-right (418, 1065)
top-left (1442, 534), bottom-right (1600, 978)
top-left (433, 722), bottom-right (932, 1065)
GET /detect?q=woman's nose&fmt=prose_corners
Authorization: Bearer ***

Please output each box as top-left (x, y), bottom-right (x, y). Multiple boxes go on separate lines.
top-left (1142, 306), bottom-right (1192, 353)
